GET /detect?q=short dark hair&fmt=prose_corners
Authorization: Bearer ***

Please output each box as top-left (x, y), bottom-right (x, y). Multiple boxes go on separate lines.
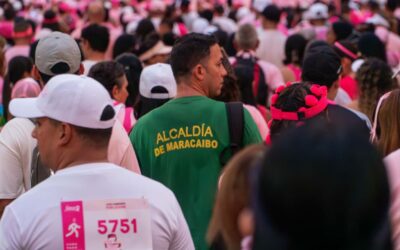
top-left (81, 24), bottom-right (110, 52)
top-left (170, 33), bottom-right (218, 80)
top-left (72, 125), bottom-right (113, 148)
top-left (38, 66), bottom-right (80, 84)
top-left (49, 118), bottom-right (113, 148)
top-left (261, 4), bottom-right (281, 23)
top-left (302, 46), bottom-right (342, 88)
top-left (88, 61), bottom-right (125, 98)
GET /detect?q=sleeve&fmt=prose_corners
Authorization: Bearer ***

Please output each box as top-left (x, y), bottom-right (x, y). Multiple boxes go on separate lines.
top-left (243, 109), bottom-right (263, 145)
top-left (243, 105), bottom-right (269, 139)
top-left (169, 194), bottom-right (195, 250)
top-left (119, 143), bottom-right (141, 174)
top-left (264, 63), bottom-right (284, 90)
top-left (0, 120), bottom-right (27, 199)
top-left (0, 206), bottom-right (22, 249)
top-left (129, 124), bottom-right (145, 172)
top-left (108, 120), bottom-right (141, 174)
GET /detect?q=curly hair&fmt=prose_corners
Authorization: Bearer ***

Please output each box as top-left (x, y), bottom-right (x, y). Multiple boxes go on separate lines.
top-left (269, 82), bottom-right (328, 140)
top-left (356, 59), bottom-right (396, 121)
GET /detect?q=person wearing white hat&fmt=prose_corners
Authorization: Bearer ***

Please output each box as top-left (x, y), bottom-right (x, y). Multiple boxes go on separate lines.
top-left (0, 32), bottom-right (140, 219)
top-left (134, 63), bottom-right (177, 119)
top-left (0, 74), bottom-right (194, 250)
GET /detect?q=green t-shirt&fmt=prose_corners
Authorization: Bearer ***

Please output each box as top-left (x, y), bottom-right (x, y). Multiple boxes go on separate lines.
top-left (130, 96), bottom-right (262, 249)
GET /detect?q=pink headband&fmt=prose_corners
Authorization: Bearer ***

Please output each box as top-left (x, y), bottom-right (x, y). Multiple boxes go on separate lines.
top-left (266, 83), bottom-right (329, 145)
top-left (42, 17), bottom-right (59, 24)
top-left (334, 42), bottom-right (358, 60)
top-left (12, 26), bottom-right (33, 38)
top-left (270, 83), bottom-right (329, 121)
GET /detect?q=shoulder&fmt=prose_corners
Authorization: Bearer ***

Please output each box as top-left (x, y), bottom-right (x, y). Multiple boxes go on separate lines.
top-left (326, 104), bottom-right (371, 132)
top-left (0, 118), bottom-right (35, 143)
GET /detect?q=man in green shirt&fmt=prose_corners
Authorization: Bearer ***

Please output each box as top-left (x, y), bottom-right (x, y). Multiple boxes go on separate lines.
top-left (130, 33), bottom-right (262, 249)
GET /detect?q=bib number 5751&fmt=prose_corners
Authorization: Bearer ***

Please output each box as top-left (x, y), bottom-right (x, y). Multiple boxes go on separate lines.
top-left (97, 219), bottom-right (137, 235)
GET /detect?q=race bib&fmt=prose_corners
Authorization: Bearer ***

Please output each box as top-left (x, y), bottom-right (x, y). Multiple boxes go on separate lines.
top-left (61, 198), bottom-right (152, 250)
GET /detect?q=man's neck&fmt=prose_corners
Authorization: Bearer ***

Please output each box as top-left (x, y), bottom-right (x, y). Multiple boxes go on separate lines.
top-left (53, 147), bottom-right (108, 172)
top-left (175, 81), bottom-right (208, 98)
top-left (85, 51), bottom-right (105, 61)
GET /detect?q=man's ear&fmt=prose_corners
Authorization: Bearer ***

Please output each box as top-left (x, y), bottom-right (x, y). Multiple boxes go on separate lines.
top-left (32, 66), bottom-right (43, 88)
top-left (58, 123), bottom-right (73, 146)
top-left (111, 85), bottom-right (119, 99)
top-left (193, 64), bottom-right (205, 81)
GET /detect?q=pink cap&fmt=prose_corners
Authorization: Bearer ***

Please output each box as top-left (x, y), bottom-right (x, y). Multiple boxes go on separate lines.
top-left (11, 78), bottom-right (41, 99)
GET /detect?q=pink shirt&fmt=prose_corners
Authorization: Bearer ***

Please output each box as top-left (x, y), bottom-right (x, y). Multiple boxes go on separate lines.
top-left (0, 21), bottom-right (13, 39)
top-left (108, 120), bottom-right (141, 174)
top-left (244, 104), bottom-right (269, 139)
top-left (5, 45), bottom-right (30, 65)
top-left (384, 149), bottom-right (400, 249)
top-left (375, 26), bottom-right (400, 68)
top-left (340, 75), bottom-right (358, 100)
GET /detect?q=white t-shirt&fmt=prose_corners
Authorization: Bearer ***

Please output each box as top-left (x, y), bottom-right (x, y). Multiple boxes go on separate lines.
top-left (82, 60), bottom-right (99, 75)
top-left (0, 118), bottom-right (140, 200)
top-left (0, 163), bottom-right (194, 250)
top-left (0, 118), bottom-right (36, 198)
top-left (256, 29), bottom-right (287, 68)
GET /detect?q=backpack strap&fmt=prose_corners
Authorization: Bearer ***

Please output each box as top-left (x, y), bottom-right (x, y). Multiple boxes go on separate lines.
top-left (225, 102), bottom-right (244, 155)
top-left (220, 102), bottom-right (244, 166)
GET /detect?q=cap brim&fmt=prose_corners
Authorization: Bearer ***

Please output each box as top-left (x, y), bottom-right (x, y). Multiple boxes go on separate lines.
top-left (9, 98), bottom-right (45, 118)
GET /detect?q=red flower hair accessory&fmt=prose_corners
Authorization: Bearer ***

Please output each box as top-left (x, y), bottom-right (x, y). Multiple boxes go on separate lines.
top-left (270, 84), bottom-right (328, 121)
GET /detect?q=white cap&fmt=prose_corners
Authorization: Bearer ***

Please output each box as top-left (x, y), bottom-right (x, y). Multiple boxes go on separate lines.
top-left (192, 18), bottom-right (209, 34)
top-left (306, 3), bottom-right (328, 20)
top-left (252, 0), bottom-right (272, 13)
top-left (366, 14), bottom-right (390, 28)
top-left (9, 74), bottom-right (116, 129)
top-left (35, 32), bottom-right (81, 76)
top-left (139, 63), bottom-right (177, 99)
top-left (139, 41), bottom-right (172, 62)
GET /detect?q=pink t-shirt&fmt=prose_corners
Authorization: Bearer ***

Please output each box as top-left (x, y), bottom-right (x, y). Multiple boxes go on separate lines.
top-left (340, 75), bottom-right (358, 100)
top-left (244, 104), bottom-right (269, 139)
top-left (5, 45), bottom-right (30, 65)
top-left (375, 26), bottom-right (400, 68)
top-left (0, 21), bottom-right (13, 39)
top-left (108, 120), bottom-right (141, 174)
top-left (287, 64), bottom-right (302, 82)
top-left (384, 149), bottom-right (400, 250)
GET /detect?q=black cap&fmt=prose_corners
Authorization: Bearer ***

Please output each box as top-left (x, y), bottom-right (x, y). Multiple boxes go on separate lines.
top-left (302, 47), bottom-right (342, 88)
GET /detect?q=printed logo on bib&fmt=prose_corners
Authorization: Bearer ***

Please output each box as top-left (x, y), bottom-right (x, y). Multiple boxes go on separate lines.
top-left (61, 198), bottom-right (152, 250)
top-left (153, 123), bottom-right (219, 157)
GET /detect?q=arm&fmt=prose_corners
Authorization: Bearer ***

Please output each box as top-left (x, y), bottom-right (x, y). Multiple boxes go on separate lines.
top-left (0, 119), bottom-right (32, 211)
top-left (0, 199), bottom-right (13, 219)
top-left (0, 206), bottom-right (21, 249)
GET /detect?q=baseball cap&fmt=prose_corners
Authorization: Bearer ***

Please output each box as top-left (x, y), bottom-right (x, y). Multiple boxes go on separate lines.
top-left (11, 77), bottom-right (41, 99)
top-left (35, 32), bottom-right (81, 76)
top-left (306, 3), bottom-right (328, 20)
top-left (139, 41), bottom-right (172, 62)
top-left (302, 47), bottom-right (342, 87)
top-left (139, 63), bottom-right (177, 99)
top-left (9, 74), bottom-right (116, 129)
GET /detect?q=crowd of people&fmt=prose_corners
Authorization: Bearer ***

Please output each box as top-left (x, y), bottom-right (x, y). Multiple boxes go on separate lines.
top-left (0, 0), bottom-right (400, 249)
